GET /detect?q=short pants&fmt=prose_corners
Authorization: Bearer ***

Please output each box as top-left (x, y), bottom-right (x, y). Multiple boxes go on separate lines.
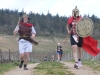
top-left (19, 39), bottom-right (32, 54)
top-left (70, 34), bottom-right (83, 47)
top-left (57, 51), bottom-right (62, 55)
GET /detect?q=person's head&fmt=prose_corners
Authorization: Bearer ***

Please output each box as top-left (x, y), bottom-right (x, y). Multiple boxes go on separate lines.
top-left (58, 43), bottom-right (60, 46)
top-left (22, 14), bottom-right (29, 23)
top-left (72, 6), bottom-right (79, 18)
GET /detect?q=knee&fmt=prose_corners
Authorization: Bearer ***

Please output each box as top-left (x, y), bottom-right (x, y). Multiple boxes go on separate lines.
top-left (20, 53), bottom-right (24, 57)
top-left (25, 52), bottom-right (29, 57)
top-left (73, 48), bottom-right (77, 50)
top-left (72, 46), bottom-right (77, 52)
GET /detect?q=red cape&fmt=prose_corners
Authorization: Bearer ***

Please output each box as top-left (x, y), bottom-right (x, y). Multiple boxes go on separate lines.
top-left (82, 36), bottom-right (100, 56)
top-left (20, 22), bottom-right (33, 27)
top-left (67, 16), bottom-right (81, 25)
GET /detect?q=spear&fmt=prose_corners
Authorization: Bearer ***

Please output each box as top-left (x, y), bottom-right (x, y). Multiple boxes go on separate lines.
top-left (17, 12), bottom-right (23, 25)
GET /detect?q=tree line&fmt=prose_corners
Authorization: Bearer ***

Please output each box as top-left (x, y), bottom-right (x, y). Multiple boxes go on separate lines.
top-left (0, 9), bottom-right (100, 39)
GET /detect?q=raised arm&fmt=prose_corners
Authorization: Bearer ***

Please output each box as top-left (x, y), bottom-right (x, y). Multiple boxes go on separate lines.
top-left (13, 25), bottom-right (19, 36)
top-left (66, 23), bottom-right (71, 35)
top-left (13, 12), bottom-right (22, 36)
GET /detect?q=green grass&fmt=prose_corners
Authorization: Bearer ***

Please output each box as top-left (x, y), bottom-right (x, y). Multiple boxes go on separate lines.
top-left (82, 60), bottom-right (100, 71)
top-left (0, 62), bottom-right (19, 75)
top-left (33, 62), bottom-right (74, 75)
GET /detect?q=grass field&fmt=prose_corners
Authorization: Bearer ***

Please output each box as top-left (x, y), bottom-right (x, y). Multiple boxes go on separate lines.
top-left (82, 60), bottom-right (100, 71)
top-left (0, 35), bottom-right (72, 52)
top-left (0, 35), bottom-right (100, 53)
top-left (0, 62), bottom-right (19, 75)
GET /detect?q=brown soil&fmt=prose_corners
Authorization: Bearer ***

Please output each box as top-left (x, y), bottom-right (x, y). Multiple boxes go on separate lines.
top-left (4, 63), bottom-right (39, 75)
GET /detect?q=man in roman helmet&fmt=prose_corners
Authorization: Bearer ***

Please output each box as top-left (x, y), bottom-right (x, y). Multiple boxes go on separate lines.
top-left (13, 14), bottom-right (37, 70)
top-left (66, 6), bottom-right (83, 69)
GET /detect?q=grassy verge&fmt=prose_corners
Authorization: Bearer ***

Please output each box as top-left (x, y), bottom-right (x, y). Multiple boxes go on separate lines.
top-left (82, 60), bottom-right (100, 71)
top-left (69, 60), bottom-right (100, 71)
top-left (0, 62), bottom-right (19, 75)
top-left (33, 62), bottom-right (74, 75)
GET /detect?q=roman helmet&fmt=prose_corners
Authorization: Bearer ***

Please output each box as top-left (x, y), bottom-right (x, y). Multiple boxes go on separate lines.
top-left (22, 14), bottom-right (29, 18)
top-left (21, 14), bottom-right (30, 21)
top-left (72, 6), bottom-right (79, 17)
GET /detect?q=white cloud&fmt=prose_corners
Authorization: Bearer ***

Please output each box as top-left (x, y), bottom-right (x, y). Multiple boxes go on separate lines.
top-left (0, 0), bottom-right (100, 17)
top-left (49, 0), bottom-right (74, 16)
top-left (49, 0), bottom-right (100, 17)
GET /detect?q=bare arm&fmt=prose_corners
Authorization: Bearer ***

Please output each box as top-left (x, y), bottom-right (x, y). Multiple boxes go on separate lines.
top-left (31, 26), bottom-right (36, 39)
top-left (31, 26), bottom-right (38, 45)
top-left (66, 24), bottom-right (71, 35)
top-left (13, 25), bottom-right (19, 36)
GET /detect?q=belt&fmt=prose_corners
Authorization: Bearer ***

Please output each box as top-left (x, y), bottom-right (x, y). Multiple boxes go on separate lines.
top-left (20, 35), bottom-right (30, 38)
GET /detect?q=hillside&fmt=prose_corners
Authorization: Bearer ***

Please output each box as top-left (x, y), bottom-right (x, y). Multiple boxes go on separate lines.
top-left (0, 35), bottom-right (72, 52)
top-left (0, 35), bottom-right (18, 51)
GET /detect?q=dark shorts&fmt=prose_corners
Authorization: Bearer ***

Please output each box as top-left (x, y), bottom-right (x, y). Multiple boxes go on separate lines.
top-left (57, 51), bottom-right (62, 55)
top-left (70, 35), bottom-right (83, 47)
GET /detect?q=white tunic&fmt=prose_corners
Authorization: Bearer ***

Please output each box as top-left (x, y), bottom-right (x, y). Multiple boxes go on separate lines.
top-left (14, 25), bottom-right (36, 54)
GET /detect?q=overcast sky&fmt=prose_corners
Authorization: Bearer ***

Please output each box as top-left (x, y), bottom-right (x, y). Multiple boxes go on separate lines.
top-left (0, 0), bottom-right (100, 18)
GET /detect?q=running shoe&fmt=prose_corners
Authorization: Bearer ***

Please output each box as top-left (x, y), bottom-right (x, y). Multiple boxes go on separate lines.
top-left (19, 63), bottom-right (23, 68)
top-left (74, 63), bottom-right (79, 69)
top-left (78, 61), bottom-right (82, 67)
top-left (24, 67), bottom-right (28, 70)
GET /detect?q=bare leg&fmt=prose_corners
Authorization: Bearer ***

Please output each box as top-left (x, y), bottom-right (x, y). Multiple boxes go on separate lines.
top-left (77, 47), bottom-right (82, 67)
top-left (23, 52), bottom-right (29, 70)
top-left (57, 54), bottom-right (60, 60)
top-left (19, 53), bottom-right (24, 68)
top-left (72, 45), bottom-right (80, 69)
top-left (72, 45), bottom-right (78, 62)
top-left (77, 47), bottom-right (82, 60)
top-left (20, 53), bottom-right (24, 61)
top-left (24, 52), bottom-right (29, 65)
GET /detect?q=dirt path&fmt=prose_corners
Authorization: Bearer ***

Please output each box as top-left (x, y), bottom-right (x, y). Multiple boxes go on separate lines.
top-left (4, 62), bottom-right (100, 75)
top-left (4, 63), bottom-right (39, 75)
top-left (61, 62), bottom-right (100, 75)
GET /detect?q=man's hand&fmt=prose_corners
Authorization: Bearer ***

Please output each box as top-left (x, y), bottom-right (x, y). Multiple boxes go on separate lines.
top-left (13, 30), bottom-right (18, 36)
top-left (31, 34), bottom-right (39, 45)
top-left (31, 34), bottom-right (36, 39)
top-left (68, 30), bottom-right (71, 35)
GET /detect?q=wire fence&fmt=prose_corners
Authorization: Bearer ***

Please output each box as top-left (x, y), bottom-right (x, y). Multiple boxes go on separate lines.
top-left (0, 49), bottom-right (100, 64)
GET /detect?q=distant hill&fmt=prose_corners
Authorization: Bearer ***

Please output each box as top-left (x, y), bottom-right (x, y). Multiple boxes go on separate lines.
top-left (0, 9), bottom-right (100, 38)
top-left (0, 35), bottom-right (71, 52)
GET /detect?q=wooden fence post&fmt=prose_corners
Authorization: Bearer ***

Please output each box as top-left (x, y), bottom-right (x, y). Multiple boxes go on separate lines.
top-left (9, 49), bottom-right (10, 62)
top-left (0, 49), bottom-right (2, 63)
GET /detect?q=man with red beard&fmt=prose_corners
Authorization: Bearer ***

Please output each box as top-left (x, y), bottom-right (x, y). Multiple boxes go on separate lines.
top-left (13, 14), bottom-right (37, 70)
top-left (66, 6), bottom-right (83, 69)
